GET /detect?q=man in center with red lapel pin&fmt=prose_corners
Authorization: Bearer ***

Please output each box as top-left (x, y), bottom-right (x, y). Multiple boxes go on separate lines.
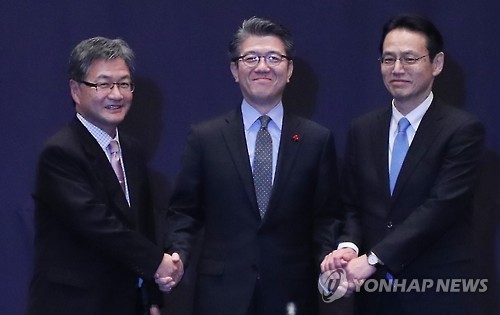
top-left (157, 17), bottom-right (340, 315)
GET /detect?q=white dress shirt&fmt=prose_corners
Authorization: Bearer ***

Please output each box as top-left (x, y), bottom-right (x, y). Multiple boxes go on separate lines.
top-left (339, 92), bottom-right (434, 256)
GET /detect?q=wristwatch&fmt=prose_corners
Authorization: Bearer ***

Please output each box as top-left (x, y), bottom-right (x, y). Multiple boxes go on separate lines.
top-left (367, 251), bottom-right (383, 266)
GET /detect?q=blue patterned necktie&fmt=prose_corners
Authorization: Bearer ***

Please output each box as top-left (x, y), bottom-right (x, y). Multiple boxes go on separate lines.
top-left (253, 115), bottom-right (273, 217)
top-left (389, 118), bottom-right (410, 194)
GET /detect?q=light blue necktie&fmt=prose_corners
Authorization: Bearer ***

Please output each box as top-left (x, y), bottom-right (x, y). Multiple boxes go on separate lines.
top-left (389, 118), bottom-right (410, 194)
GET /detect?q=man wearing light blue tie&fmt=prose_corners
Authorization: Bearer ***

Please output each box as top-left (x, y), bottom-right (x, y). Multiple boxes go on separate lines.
top-left (321, 15), bottom-right (485, 315)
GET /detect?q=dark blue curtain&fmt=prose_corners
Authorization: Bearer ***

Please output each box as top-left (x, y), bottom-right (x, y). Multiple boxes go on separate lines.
top-left (1, 1), bottom-right (498, 314)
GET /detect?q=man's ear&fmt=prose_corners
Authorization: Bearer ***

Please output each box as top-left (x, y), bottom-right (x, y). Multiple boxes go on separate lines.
top-left (286, 60), bottom-right (294, 83)
top-left (230, 62), bottom-right (239, 82)
top-left (432, 52), bottom-right (444, 77)
top-left (69, 79), bottom-right (81, 105)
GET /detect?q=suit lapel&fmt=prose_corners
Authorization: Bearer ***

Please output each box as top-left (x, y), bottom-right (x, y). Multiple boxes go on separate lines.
top-left (390, 100), bottom-right (445, 200)
top-left (371, 108), bottom-right (392, 197)
top-left (221, 110), bottom-right (260, 214)
top-left (71, 120), bottom-right (135, 225)
top-left (119, 138), bottom-right (139, 224)
top-left (267, 113), bottom-right (302, 213)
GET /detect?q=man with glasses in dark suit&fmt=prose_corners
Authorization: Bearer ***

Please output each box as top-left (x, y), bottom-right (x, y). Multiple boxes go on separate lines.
top-left (27, 37), bottom-right (183, 315)
top-left (321, 15), bottom-right (485, 315)
top-left (158, 17), bottom-right (340, 315)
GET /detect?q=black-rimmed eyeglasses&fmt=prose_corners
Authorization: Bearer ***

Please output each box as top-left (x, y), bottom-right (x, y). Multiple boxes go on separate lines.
top-left (78, 80), bottom-right (135, 93)
top-left (233, 53), bottom-right (292, 67)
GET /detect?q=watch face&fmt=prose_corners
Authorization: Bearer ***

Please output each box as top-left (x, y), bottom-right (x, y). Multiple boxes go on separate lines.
top-left (367, 254), bottom-right (377, 265)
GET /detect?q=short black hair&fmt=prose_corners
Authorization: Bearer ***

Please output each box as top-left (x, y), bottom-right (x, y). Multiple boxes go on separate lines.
top-left (380, 15), bottom-right (444, 59)
top-left (228, 16), bottom-right (294, 61)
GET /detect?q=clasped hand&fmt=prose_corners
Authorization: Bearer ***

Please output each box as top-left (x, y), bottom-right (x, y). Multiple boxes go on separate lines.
top-left (154, 252), bottom-right (184, 292)
top-left (320, 249), bottom-right (376, 297)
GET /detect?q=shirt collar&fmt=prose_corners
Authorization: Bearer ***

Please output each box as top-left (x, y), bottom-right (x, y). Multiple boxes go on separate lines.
top-left (76, 113), bottom-right (120, 150)
top-left (241, 99), bottom-right (284, 131)
top-left (391, 92), bottom-right (433, 129)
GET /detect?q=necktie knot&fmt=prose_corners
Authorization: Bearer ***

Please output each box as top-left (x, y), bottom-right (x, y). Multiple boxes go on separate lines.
top-left (397, 118), bottom-right (410, 133)
top-left (259, 115), bottom-right (271, 130)
top-left (108, 140), bottom-right (125, 192)
top-left (108, 140), bottom-right (120, 155)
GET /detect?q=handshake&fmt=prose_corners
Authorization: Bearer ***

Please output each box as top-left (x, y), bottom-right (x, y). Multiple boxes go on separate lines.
top-left (154, 252), bottom-right (184, 292)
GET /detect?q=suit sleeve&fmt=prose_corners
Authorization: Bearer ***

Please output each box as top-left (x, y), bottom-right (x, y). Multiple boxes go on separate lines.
top-left (163, 126), bottom-right (204, 266)
top-left (312, 130), bottom-right (342, 263)
top-left (337, 123), bottom-right (363, 247)
top-left (35, 143), bottom-right (164, 279)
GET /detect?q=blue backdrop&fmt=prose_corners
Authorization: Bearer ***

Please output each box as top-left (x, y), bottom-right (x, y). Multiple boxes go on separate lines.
top-left (1, 1), bottom-right (498, 314)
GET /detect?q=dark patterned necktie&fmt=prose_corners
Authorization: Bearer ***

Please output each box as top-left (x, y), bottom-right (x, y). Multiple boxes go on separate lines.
top-left (253, 115), bottom-right (273, 217)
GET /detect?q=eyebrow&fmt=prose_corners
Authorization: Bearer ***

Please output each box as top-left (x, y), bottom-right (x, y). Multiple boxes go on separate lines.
top-left (382, 50), bottom-right (423, 56)
top-left (241, 50), bottom-right (284, 55)
top-left (93, 74), bottom-right (131, 81)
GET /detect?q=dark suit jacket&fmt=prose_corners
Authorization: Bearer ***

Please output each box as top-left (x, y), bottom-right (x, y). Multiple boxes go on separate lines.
top-left (27, 118), bottom-right (164, 315)
top-left (164, 109), bottom-right (339, 315)
top-left (339, 99), bottom-right (485, 314)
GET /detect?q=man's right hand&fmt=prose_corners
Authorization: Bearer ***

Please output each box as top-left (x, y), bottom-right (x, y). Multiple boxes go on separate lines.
top-left (320, 247), bottom-right (357, 273)
top-left (154, 252), bottom-right (184, 292)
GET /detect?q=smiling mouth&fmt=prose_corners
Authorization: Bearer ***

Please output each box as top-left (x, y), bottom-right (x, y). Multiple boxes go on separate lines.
top-left (390, 80), bottom-right (411, 85)
top-left (105, 105), bottom-right (122, 110)
top-left (390, 78), bottom-right (410, 83)
top-left (253, 77), bottom-right (271, 81)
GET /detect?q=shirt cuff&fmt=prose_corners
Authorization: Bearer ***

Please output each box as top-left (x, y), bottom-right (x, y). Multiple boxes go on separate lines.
top-left (337, 242), bottom-right (359, 256)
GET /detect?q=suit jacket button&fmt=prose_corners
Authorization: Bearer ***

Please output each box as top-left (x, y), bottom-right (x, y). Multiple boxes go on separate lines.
top-left (387, 221), bottom-right (393, 229)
